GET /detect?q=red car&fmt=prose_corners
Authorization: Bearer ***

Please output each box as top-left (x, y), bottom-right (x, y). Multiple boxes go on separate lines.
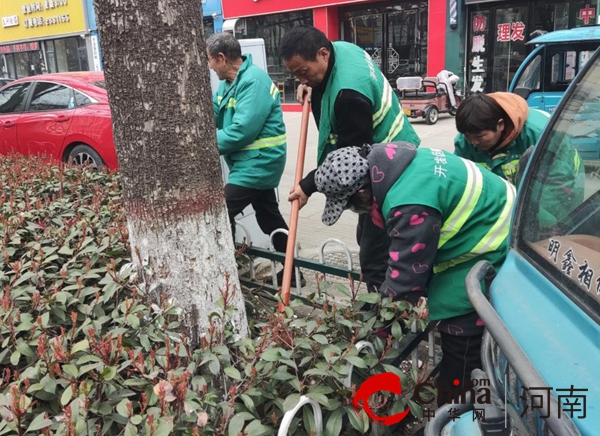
top-left (0, 72), bottom-right (117, 169)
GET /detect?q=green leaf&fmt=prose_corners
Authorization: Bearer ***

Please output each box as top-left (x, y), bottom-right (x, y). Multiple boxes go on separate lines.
top-left (381, 364), bottom-right (407, 385)
top-left (307, 392), bottom-right (330, 407)
top-left (345, 355), bottom-right (367, 369)
top-left (391, 321), bottom-right (404, 340)
top-left (10, 351), bottom-right (20, 366)
top-left (116, 399), bottom-right (130, 417)
top-left (271, 371), bottom-right (295, 381)
top-left (406, 399), bottom-right (422, 419)
top-left (62, 364), bottom-right (79, 378)
top-left (71, 339), bottom-right (89, 354)
top-left (228, 413), bottom-right (246, 436)
top-left (152, 418), bottom-right (173, 436)
top-left (101, 366), bottom-right (117, 381)
top-left (346, 407), bottom-right (369, 433)
top-left (260, 348), bottom-right (280, 362)
top-left (15, 340), bottom-right (34, 358)
top-left (60, 387), bottom-right (73, 406)
top-left (325, 409), bottom-right (343, 436)
top-left (306, 320), bottom-right (317, 334)
top-left (240, 394), bottom-right (254, 411)
top-left (58, 246), bottom-right (73, 255)
top-left (308, 385), bottom-right (334, 396)
top-left (124, 423), bottom-right (139, 436)
top-left (130, 415), bottom-right (143, 425)
top-left (357, 293), bottom-right (380, 304)
top-left (312, 334), bottom-right (329, 345)
top-left (224, 366), bottom-right (242, 380)
top-left (246, 419), bottom-right (270, 436)
top-left (126, 314), bottom-right (140, 330)
top-left (40, 375), bottom-right (57, 394)
top-left (283, 393), bottom-right (301, 412)
top-left (26, 413), bottom-right (53, 432)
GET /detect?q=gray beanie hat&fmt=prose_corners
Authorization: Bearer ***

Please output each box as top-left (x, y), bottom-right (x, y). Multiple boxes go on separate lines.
top-left (315, 147), bottom-right (370, 226)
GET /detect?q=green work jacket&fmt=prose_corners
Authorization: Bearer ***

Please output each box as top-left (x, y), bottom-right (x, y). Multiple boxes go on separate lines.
top-left (214, 54), bottom-right (286, 190)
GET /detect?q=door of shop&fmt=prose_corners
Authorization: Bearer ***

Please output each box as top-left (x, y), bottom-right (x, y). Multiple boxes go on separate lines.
top-left (340, 2), bottom-right (428, 85)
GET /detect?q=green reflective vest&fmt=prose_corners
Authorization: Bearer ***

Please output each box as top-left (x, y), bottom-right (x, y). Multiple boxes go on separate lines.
top-left (382, 149), bottom-right (516, 320)
top-left (214, 54), bottom-right (286, 190)
top-left (453, 109), bottom-right (550, 183)
top-left (315, 42), bottom-right (420, 165)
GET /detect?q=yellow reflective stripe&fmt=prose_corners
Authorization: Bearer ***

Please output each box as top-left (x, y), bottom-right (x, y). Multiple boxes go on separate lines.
top-left (574, 151), bottom-right (581, 173)
top-left (434, 179), bottom-right (516, 274)
top-left (470, 179), bottom-right (515, 253)
top-left (373, 79), bottom-right (393, 128)
top-left (243, 134), bottom-right (286, 150)
top-left (438, 159), bottom-right (484, 248)
top-left (217, 96), bottom-right (223, 104)
top-left (383, 112), bottom-right (405, 142)
top-left (270, 83), bottom-right (279, 99)
top-left (225, 98), bottom-right (236, 108)
top-left (501, 159), bottom-right (520, 180)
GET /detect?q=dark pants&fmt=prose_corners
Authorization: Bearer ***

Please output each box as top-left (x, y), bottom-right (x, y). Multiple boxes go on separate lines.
top-left (225, 184), bottom-right (288, 253)
top-left (357, 213), bottom-right (391, 292)
top-left (436, 308), bottom-right (485, 406)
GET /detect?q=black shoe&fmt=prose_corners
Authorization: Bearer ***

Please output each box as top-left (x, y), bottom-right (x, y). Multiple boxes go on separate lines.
top-left (265, 269), bottom-right (307, 288)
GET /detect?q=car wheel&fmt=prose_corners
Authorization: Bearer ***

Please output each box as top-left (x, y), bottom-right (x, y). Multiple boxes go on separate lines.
top-left (425, 106), bottom-right (439, 125)
top-left (67, 144), bottom-right (105, 168)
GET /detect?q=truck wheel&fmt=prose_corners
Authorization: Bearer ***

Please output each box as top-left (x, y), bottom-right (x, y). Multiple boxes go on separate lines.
top-left (425, 106), bottom-right (439, 125)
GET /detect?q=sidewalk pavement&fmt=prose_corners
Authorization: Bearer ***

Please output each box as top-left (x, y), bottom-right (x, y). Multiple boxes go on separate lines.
top-left (276, 111), bottom-right (459, 260)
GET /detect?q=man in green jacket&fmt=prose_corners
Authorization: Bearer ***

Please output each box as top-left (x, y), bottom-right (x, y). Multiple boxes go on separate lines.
top-left (454, 92), bottom-right (550, 184)
top-left (208, 33), bottom-right (304, 287)
top-left (279, 25), bottom-right (420, 293)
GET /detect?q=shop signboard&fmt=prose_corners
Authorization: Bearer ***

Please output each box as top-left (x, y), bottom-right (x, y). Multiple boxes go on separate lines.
top-left (470, 12), bottom-right (488, 93)
top-left (0, 41), bottom-right (39, 53)
top-left (0, 0), bottom-right (86, 44)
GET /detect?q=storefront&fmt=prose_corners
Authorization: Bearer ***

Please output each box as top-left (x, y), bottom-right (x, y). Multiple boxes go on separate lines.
top-left (0, 0), bottom-right (95, 79)
top-left (339, 1), bottom-right (429, 84)
top-left (465, 0), bottom-right (600, 93)
top-left (221, 0), bottom-right (450, 110)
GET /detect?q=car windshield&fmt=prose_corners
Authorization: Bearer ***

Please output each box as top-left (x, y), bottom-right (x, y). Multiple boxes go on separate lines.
top-left (93, 81), bottom-right (106, 89)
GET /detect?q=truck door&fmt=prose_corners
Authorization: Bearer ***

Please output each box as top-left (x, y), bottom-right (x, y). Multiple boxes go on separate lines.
top-left (510, 45), bottom-right (545, 110)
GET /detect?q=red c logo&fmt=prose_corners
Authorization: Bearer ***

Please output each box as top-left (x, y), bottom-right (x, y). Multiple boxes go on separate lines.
top-left (352, 372), bottom-right (410, 426)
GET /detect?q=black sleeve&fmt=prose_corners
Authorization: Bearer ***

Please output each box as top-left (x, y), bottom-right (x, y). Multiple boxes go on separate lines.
top-left (334, 89), bottom-right (374, 148)
top-left (298, 90), bottom-right (373, 197)
top-left (379, 205), bottom-right (442, 305)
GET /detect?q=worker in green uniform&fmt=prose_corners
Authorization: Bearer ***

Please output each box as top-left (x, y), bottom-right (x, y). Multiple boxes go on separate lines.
top-left (314, 142), bottom-right (515, 403)
top-left (279, 25), bottom-right (420, 294)
top-left (207, 32), bottom-right (304, 287)
top-left (454, 92), bottom-right (550, 184)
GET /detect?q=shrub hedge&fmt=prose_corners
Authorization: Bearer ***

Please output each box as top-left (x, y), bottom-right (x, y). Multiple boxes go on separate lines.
top-left (0, 155), bottom-right (428, 436)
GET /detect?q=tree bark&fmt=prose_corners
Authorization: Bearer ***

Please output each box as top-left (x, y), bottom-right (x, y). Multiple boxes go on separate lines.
top-left (93, 0), bottom-right (248, 343)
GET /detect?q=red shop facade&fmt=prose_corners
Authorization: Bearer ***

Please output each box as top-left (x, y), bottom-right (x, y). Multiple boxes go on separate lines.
top-left (221, 0), bottom-right (450, 110)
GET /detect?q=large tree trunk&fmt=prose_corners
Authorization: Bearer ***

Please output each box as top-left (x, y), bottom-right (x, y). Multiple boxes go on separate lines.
top-left (94, 0), bottom-right (248, 343)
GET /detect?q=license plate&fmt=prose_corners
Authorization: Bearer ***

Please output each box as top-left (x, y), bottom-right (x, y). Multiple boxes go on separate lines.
top-left (404, 109), bottom-right (411, 115)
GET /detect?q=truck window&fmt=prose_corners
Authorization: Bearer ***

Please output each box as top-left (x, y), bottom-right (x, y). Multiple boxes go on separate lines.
top-left (551, 51), bottom-right (577, 83)
top-left (520, 55), bottom-right (600, 316)
top-left (515, 53), bottom-right (541, 91)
